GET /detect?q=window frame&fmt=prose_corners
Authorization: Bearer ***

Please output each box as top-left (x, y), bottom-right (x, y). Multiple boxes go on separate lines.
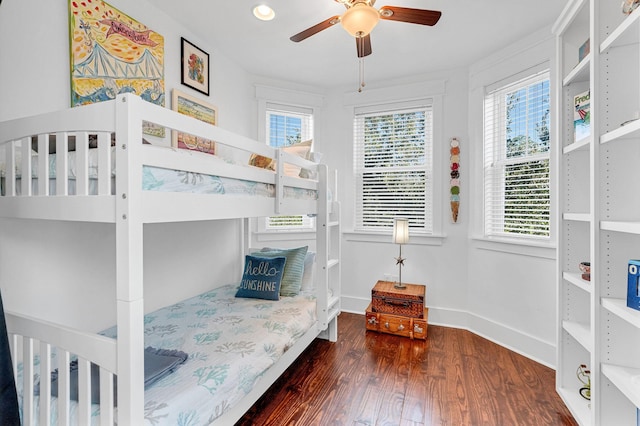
top-left (255, 98), bottom-right (319, 235)
top-left (483, 70), bottom-right (551, 241)
top-left (352, 99), bottom-right (437, 237)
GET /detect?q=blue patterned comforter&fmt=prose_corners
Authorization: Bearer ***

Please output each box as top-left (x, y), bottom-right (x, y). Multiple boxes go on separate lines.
top-left (142, 166), bottom-right (317, 200)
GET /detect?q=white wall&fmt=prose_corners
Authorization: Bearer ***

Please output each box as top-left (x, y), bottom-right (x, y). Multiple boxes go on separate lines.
top-left (0, 0), bottom-right (254, 330)
top-left (322, 70), bottom-right (470, 325)
top-left (466, 28), bottom-right (557, 366)
top-left (0, 219), bottom-right (242, 331)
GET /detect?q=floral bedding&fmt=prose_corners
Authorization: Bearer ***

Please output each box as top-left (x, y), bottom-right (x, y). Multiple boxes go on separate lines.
top-left (17, 284), bottom-right (317, 425)
top-left (141, 166), bottom-right (317, 200)
top-left (2, 147), bottom-right (318, 200)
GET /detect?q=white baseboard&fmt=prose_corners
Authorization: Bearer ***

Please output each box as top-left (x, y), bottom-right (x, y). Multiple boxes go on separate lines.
top-left (340, 295), bottom-right (556, 369)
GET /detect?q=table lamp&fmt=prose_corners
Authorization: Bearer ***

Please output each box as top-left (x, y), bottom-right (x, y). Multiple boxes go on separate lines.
top-left (393, 218), bottom-right (409, 289)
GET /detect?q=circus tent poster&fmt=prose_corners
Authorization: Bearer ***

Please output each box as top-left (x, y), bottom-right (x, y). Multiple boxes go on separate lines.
top-left (69, 0), bottom-right (165, 136)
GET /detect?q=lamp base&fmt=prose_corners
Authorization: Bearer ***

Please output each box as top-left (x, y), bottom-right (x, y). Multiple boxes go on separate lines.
top-left (394, 282), bottom-right (406, 289)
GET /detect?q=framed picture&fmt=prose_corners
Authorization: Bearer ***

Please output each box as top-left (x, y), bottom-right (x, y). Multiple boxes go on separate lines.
top-left (181, 37), bottom-right (210, 96)
top-left (172, 89), bottom-right (218, 155)
top-left (69, 0), bottom-right (166, 137)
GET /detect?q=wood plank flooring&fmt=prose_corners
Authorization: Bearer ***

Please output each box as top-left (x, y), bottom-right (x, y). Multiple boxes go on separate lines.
top-left (237, 312), bottom-right (578, 426)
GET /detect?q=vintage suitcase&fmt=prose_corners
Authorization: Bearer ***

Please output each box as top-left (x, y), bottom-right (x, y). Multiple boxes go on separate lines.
top-left (371, 280), bottom-right (425, 318)
top-left (365, 303), bottom-right (428, 340)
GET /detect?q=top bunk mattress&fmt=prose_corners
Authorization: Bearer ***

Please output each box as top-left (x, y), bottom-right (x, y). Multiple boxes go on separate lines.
top-left (1, 147), bottom-right (318, 201)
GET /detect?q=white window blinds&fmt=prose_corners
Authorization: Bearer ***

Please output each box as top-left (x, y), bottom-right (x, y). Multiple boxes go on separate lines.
top-left (483, 71), bottom-right (550, 239)
top-left (265, 103), bottom-right (315, 231)
top-left (266, 103), bottom-right (314, 147)
top-left (354, 103), bottom-right (433, 233)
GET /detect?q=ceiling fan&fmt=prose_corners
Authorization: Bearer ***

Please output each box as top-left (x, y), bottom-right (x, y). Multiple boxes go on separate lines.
top-left (290, 0), bottom-right (441, 58)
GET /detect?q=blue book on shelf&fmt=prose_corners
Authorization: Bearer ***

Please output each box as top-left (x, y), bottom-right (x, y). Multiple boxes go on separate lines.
top-left (628, 260), bottom-right (640, 311)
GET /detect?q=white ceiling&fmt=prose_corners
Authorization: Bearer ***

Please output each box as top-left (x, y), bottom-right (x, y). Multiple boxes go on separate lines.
top-left (153, 0), bottom-right (567, 90)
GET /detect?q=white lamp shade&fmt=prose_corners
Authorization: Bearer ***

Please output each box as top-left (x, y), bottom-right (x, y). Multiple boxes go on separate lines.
top-left (393, 218), bottom-right (410, 244)
top-left (340, 3), bottom-right (380, 37)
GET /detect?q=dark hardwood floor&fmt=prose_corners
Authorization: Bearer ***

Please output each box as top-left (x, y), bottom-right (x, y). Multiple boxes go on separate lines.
top-left (237, 312), bottom-right (578, 426)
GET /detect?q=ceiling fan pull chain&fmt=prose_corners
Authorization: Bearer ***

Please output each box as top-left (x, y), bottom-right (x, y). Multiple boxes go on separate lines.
top-left (358, 35), bottom-right (365, 92)
top-left (359, 58), bottom-right (365, 92)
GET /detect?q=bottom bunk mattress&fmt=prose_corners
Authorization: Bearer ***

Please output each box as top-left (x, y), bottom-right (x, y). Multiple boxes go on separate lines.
top-left (17, 283), bottom-right (317, 425)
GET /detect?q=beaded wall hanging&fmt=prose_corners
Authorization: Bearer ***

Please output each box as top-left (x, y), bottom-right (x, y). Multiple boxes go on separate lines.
top-left (450, 137), bottom-right (460, 223)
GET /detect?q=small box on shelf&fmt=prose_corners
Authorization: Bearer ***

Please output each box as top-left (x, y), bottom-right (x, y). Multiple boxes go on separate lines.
top-left (627, 260), bottom-right (640, 311)
top-left (580, 261), bottom-right (591, 281)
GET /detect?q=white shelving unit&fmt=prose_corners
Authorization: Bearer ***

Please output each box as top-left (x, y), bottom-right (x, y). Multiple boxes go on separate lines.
top-left (554, 1), bottom-right (640, 424)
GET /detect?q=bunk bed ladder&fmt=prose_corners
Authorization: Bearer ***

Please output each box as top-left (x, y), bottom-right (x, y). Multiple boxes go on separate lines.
top-left (317, 165), bottom-right (341, 342)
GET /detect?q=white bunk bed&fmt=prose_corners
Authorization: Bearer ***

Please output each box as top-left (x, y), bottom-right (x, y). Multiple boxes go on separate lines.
top-left (0, 93), bottom-right (341, 425)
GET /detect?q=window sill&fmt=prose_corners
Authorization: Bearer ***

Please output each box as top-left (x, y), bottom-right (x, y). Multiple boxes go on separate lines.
top-left (471, 236), bottom-right (556, 259)
top-left (343, 231), bottom-right (445, 246)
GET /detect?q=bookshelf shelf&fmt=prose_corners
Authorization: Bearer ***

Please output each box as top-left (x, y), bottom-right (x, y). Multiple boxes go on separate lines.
top-left (564, 271), bottom-right (592, 293)
top-left (562, 320), bottom-right (592, 352)
top-left (602, 298), bottom-right (640, 328)
top-left (563, 137), bottom-right (591, 154)
top-left (600, 7), bottom-right (640, 53)
top-left (563, 54), bottom-right (591, 86)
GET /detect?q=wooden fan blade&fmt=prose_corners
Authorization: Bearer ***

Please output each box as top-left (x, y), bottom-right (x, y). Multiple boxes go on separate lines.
top-left (290, 16), bottom-right (341, 42)
top-left (356, 34), bottom-right (372, 58)
top-left (379, 6), bottom-right (441, 26)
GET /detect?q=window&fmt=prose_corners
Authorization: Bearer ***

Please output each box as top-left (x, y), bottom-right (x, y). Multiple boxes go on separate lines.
top-left (353, 102), bottom-right (433, 234)
top-left (483, 71), bottom-right (550, 239)
top-left (265, 103), bottom-right (315, 230)
top-left (268, 107), bottom-right (309, 147)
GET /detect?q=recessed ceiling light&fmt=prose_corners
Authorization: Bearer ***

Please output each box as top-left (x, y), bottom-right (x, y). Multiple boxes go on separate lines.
top-left (253, 5), bottom-right (275, 21)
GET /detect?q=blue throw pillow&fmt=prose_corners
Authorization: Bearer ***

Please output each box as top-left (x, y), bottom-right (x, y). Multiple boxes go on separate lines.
top-left (236, 255), bottom-right (286, 300)
top-left (259, 246), bottom-right (308, 297)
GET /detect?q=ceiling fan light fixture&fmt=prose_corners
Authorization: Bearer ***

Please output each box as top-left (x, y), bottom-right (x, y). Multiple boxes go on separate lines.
top-left (340, 3), bottom-right (380, 37)
top-left (253, 4), bottom-right (275, 21)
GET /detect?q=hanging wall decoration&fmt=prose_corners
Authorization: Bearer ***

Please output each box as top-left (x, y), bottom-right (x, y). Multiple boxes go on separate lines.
top-left (450, 137), bottom-right (460, 223)
top-left (69, 0), bottom-right (165, 137)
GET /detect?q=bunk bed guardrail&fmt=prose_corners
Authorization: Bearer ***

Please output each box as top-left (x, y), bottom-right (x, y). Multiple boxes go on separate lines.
top-left (0, 94), bottom-right (322, 222)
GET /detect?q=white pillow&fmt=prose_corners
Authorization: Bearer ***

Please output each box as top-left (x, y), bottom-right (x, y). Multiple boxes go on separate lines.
top-left (282, 139), bottom-right (312, 177)
top-left (299, 151), bottom-right (323, 179)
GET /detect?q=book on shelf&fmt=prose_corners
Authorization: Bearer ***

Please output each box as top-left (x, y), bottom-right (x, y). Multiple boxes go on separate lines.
top-left (628, 260), bottom-right (640, 311)
top-left (578, 38), bottom-right (590, 62)
top-left (574, 90), bottom-right (590, 143)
